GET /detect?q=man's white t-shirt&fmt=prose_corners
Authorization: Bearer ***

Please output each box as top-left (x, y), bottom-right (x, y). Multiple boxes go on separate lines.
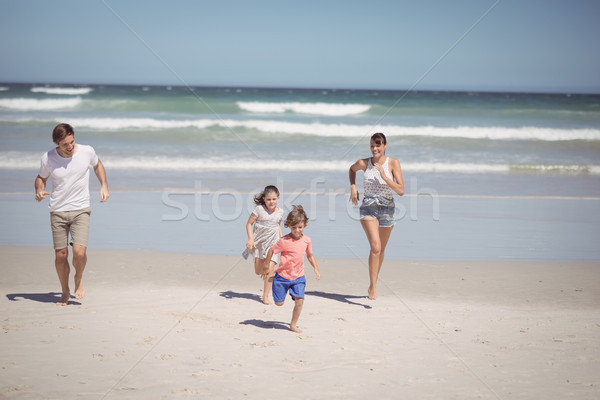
top-left (38, 144), bottom-right (99, 212)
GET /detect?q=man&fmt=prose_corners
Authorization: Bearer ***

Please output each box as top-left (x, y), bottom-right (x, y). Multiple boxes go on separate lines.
top-left (35, 123), bottom-right (109, 305)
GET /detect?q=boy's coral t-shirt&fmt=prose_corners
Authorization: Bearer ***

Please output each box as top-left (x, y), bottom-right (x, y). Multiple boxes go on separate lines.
top-left (272, 234), bottom-right (312, 280)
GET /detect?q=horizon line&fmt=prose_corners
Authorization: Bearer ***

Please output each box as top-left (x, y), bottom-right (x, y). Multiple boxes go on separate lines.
top-left (1, 80), bottom-right (599, 96)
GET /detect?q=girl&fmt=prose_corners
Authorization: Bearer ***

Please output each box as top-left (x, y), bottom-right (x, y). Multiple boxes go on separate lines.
top-left (349, 132), bottom-right (404, 300)
top-left (245, 185), bottom-right (283, 304)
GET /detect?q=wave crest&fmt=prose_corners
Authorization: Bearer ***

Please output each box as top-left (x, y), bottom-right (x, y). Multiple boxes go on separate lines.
top-left (2, 152), bottom-right (598, 175)
top-left (0, 97), bottom-right (82, 110)
top-left (31, 87), bottom-right (93, 95)
top-left (237, 101), bottom-right (371, 116)
top-left (57, 117), bottom-right (600, 141)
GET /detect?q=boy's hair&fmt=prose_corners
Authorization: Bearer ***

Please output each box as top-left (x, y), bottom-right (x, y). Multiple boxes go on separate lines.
top-left (52, 123), bottom-right (75, 144)
top-left (254, 185), bottom-right (280, 205)
top-left (371, 132), bottom-right (387, 145)
top-left (284, 205), bottom-right (309, 228)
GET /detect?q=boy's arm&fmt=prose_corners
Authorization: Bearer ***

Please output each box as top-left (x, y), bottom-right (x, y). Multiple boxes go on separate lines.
top-left (307, 253), bottom-right (320, 280)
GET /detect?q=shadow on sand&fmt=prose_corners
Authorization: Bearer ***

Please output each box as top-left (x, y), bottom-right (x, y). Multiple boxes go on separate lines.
top-left (240, 319), bottom-right (289, 330)
top-left (6, 292), bottom-right (81, 305)
top-left (219, 290), bottom-right (263, 304)
top-left (305, 290), bottom-right (372, 309)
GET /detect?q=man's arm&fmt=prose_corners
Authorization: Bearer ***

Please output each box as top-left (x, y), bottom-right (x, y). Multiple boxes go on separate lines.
top-left (34, 175), bottom-right (49, 202)
top-left (93, 159), bottom-right (110, 202)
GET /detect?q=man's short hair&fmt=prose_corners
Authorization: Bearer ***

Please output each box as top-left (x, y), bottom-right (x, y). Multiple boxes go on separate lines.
top-left (52, 123), bottom-right (74, 144)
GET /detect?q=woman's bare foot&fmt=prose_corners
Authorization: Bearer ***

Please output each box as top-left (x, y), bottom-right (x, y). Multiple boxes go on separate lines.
top-left (368, 286), bottom-right (377, 300)
top-left (290, 324), bottom-right (303, 333)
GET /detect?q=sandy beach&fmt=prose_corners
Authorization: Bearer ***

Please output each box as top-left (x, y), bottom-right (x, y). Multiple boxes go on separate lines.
top-left (1, 246), bottom-right (599, 399)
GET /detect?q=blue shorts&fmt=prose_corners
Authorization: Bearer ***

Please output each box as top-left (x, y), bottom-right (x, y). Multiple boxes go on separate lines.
top-left (359, 200), bottom-right (396, 227)
top-left (272, 273), bottom-right (306, 303)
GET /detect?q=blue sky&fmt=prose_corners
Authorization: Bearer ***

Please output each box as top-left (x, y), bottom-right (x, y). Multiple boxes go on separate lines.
top-left (1, 0), bottom-right (599, 93)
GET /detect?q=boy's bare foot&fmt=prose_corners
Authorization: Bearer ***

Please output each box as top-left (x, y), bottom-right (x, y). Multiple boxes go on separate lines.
top-left (290, 325), bottom-right (303, 333)
top-left (74, 281), bottom-right (85, 300)
top-left (57, 292), bottom-right (70, 306)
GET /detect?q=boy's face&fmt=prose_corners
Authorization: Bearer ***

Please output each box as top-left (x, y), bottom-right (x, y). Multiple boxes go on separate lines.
top-left (289, 222), bottom-right (305, 240)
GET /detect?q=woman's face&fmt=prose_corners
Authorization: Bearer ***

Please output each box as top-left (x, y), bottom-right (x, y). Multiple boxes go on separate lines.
top-left (370, 139), bottom-right (386, 157)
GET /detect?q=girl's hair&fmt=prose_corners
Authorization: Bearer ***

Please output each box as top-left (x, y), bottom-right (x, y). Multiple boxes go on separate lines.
top-left (371, 132), bottom-right (387, 145)
top-left (253, 185), bottom-right (280, 205)
top-left (52, 123), bottom-right (74, 144)
top-left (284, 205), bottom-right (309, 228)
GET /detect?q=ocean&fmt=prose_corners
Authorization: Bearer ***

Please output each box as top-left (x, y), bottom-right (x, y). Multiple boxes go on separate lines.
top-left (1, 83), bottom-right (599, 261)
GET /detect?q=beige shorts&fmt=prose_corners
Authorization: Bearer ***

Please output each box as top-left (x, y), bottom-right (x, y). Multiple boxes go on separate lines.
top-left (50, 207), bottom-right (91, 249)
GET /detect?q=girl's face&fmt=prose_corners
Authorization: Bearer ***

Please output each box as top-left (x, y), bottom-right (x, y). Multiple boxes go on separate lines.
top-left (370, 139), bottom-right (386, 157)
top-left (289, 222), bottom-right (306, 240)
top-left (263, 192), bottom-right (279, 211)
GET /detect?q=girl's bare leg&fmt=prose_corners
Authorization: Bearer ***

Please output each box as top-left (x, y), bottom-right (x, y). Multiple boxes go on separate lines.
top-left (254, 258), bottom-right (264, 275)
top-left (262, 261), bottom-right (275, 304)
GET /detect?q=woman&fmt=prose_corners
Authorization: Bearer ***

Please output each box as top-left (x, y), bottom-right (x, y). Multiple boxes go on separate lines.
top-left (349, 132), bottom-right (404, 300)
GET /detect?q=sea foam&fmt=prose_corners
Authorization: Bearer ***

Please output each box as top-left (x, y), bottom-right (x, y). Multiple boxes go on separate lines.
top-left (57, 117), bottom-right (600, 141)
top-left (237, 101), bottom-right (371, 116)
top-left (2, 151), bottom-right (597, 175)
top-left (31, 87), bottom-right (93, 95)
top-left (0, 97), bottom-right (82, 110)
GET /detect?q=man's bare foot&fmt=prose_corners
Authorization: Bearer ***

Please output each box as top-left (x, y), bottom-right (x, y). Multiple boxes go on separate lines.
top-left (290, 324), bottom-right (303, 333)
top-left (75, 281), bottom-right (85, 300)
top-left (57, 292), bottom-right (70, 306)
top-left (368, 286), bottom-right (377, 300)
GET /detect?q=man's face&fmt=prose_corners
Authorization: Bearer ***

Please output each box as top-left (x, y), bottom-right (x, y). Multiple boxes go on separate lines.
top-left (56, 135), bottom-right (76, 157)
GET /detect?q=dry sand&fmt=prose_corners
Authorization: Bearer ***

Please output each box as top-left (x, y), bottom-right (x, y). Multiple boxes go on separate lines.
top-left (1, 246), bottom-right (599, 399)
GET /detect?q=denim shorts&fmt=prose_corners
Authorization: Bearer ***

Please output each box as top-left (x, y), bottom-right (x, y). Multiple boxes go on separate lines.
top-left (272, 273), bottom-right (306, 303)
top-left (359, 199), bottom-right (396, 227)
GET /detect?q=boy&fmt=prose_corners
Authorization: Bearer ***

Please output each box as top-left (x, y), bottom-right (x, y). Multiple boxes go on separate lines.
top-left (265, 205), bottom-right (320, 333)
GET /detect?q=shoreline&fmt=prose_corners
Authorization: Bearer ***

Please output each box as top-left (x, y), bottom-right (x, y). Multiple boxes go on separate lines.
top-left (2, 245), bottom-right (599, 399)
top-left (2, 190), bottom-right (600, 263)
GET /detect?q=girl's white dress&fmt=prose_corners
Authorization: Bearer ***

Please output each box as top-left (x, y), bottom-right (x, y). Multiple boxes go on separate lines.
top-left (251, 205), bottom-right (283, 264)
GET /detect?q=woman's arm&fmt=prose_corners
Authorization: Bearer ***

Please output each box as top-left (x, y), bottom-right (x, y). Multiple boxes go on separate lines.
top-left (349, 158), bottom-right (367, 205)
top-left (374, 158), bottom-right (404, 196)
